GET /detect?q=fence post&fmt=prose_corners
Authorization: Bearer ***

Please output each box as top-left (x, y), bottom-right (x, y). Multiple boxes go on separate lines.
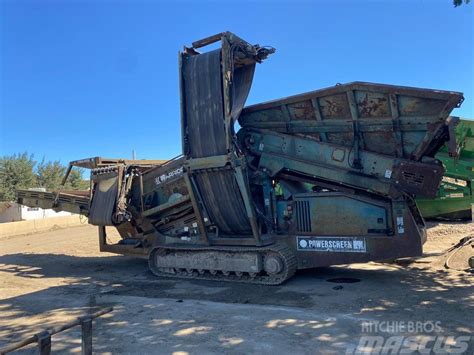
top-left (35, 331), bottom-right (51, 355)
top-left (0, 307), bottom-right (112, 355)
top-left (80, 316), bottom-right (93, 355)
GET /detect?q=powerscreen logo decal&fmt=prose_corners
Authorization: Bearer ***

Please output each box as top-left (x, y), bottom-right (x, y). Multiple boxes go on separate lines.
top-left (297, 237), bottom-right (367, 253)
top-left (154, 167), bottom-right (184, 186)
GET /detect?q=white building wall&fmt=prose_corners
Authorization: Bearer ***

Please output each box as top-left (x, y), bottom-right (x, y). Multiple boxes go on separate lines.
top-left (0, 202), bottom-right (72, 223)
top-left (20, 205), bottom-right (71, 220)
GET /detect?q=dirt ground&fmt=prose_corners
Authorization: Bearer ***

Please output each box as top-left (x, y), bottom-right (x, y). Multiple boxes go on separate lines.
top-left (0, 222), bottom-right (472, 354)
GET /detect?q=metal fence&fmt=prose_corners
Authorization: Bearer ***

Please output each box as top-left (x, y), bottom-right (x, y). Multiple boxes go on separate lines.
top-left (0, 307), bottom-right (113, 355)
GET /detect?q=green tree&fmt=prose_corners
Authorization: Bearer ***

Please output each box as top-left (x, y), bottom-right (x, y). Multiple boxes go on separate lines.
top-left (66, 168), bottom-right (90, 190)
top-left (0, 153), bottom-right (90, 202)
top-left (453, 0), bottom-right (470, 6)
top-left (0, 153), bottom-right (37, 201)
top-left (36, 159), bottom-right (66, 190)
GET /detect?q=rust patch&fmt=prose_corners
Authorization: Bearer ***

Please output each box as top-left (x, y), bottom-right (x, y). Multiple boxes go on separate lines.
top-left (356, 92), bottom-right (390, 118)
top-left (319, 94), bottom-right (351, 119)
top-left (287, 100), bottom-right (316, 120)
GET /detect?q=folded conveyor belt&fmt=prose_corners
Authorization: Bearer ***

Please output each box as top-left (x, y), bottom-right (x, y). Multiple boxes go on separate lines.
top-left (182, 41), bottom-right (256, 235)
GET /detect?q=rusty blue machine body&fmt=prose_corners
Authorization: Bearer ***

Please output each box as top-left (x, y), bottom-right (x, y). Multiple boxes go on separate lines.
top-left (17, 32), bottom-right (464, 284)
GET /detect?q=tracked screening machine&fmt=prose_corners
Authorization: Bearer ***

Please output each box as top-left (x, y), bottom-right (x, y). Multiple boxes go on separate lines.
top-left (17, 32), bottom-right (464, 284)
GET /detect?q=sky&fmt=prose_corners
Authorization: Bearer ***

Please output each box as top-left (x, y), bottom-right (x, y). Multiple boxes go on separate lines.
top-left (1, 0), bottom-right (473, 164)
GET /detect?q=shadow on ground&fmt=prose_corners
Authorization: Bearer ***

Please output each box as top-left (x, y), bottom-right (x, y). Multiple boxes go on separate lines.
top-left (1, 252), bottom-right (473, 353)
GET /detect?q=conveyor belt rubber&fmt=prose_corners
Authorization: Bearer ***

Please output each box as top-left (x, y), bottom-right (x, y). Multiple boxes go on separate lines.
top-left (182, 49), bottom-right (256, 235)
top-left (89, 174), bottom-right (118, 226)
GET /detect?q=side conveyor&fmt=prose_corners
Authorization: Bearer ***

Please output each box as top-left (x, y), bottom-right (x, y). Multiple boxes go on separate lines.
top-left (16, 189), bottom-right (90, 216)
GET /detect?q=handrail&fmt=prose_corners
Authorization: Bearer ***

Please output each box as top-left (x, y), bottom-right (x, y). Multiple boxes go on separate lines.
top-left (0, 307), bottom-right (113, 355)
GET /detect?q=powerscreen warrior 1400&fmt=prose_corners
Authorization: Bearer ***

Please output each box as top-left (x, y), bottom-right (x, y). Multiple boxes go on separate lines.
top-left (17, 32), bottom-right (464, 284)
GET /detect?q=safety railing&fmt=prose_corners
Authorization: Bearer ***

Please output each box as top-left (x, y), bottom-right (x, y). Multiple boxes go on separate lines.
top-left (0, 307), bottom-right (113, 355)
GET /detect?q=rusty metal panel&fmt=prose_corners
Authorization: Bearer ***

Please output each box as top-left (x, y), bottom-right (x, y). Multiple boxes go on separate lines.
top-left (397, 96), bottom-right (447, 116)
top-left (287, 100), bottom-right (316, 120)
top-left (239, 82), bottom-right (463, 159)
top-left (392, 160), bottom-right (445, 198)
top-left (318, 93), bottom-right (351, 119)
top-left (354, 91), bottom-right (391, 118)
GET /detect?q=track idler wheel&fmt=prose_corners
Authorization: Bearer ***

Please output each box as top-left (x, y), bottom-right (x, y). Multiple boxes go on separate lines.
top-left (264, 254), bottom-right (284, 275)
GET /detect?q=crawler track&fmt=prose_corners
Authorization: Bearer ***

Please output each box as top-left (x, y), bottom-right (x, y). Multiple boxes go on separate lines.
top-left (148, 243), bottom-right (297, 285)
